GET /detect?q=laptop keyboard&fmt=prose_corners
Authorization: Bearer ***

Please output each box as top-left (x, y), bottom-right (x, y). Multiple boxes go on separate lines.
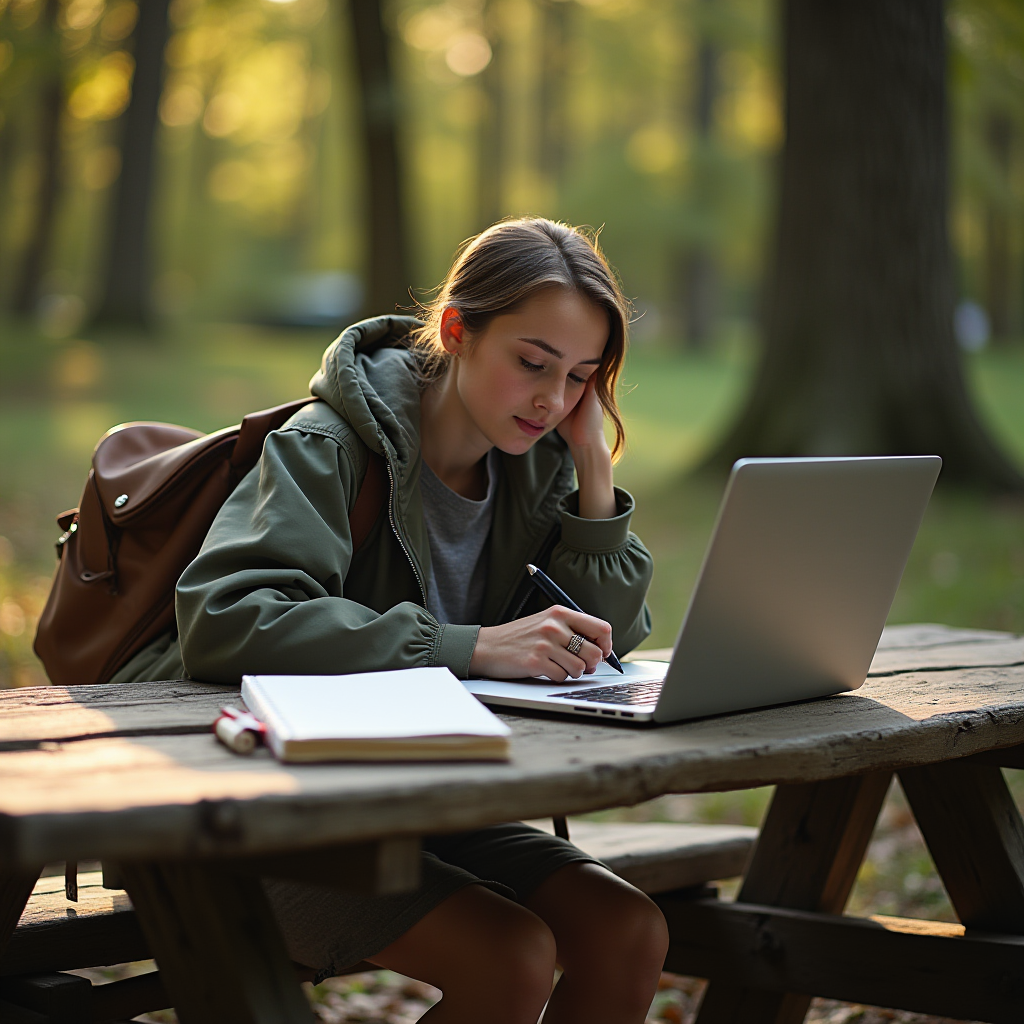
top-left (551, 679), bottom-right (664, 706)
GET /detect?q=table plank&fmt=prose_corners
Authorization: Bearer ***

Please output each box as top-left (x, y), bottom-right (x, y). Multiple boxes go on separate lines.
top-left (2, 872), bottom-right (146, 977)
top-left (0, 681), bottom-right (235, 749)
top-left (3, 626), bottom-right (1022, 749)
top-left (1, 653), bottom-right (1023, 867)
top-left (873, 623), bottom-right (1013, 648)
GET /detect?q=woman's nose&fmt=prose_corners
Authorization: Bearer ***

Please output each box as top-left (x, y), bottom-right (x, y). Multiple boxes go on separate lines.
top-left (535, 381), bottom-right (564, 417)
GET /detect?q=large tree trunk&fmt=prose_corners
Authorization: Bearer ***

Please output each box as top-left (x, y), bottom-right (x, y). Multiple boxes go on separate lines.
top-left (984, 111), bottom-right (1013, 344)
top-left (538, 0), bottom-right (570, 191)
top-left (703, 0), bottom-right (1022, 489)
top-left (346, 0), bottom-right (410, 317)
top-left (476, 0), bottom-right (506, 230)
top-left (0, 106), bottom-right (21, 299)
top-left (11, 0), bottom-right (62, 317)
top-left (91, 0), bottom-right (172, 330)
top-left (675, 5), bottom-right (719, 350)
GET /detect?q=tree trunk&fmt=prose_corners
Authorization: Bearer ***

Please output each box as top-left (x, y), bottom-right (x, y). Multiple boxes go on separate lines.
top-left (11, 0), bottom-right (62, 317)
top-left (675, 12), bottom-right (719, 350)
top-left (91, 0), bottom-right (172, 331)
top-left (476, 0), bottom-right (506, 231)
top-left (0, 107), bottom-right (21, 301)
top-left (703, 0), bottom-right (1023, 489)
top-left (538, 0), bottom-right (570, 191)
top-left (984, 112), bottom-right (1013, 344)
top-left (346, 0), bottom-right (410, 317)
top-left (680, 246), bottom-right (717, 347)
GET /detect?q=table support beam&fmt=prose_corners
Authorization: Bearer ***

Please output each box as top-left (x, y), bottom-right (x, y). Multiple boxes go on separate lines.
top-left (899, 758), bottom-right (1024, 933)
top-left (225, 836), bottom-right (420, 895)
top-left (0, 869), bottom-right (40, 965)
top-left (120, 860), bottom-right (314, 1024)
top-left (694, 770), bottom-right (891, 1024)
top-left (660, 896), bottom-right (1024, 1024)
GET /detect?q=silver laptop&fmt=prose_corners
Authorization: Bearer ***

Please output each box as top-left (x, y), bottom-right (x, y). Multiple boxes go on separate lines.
top-left (465, 456), bottom-right (942, 724)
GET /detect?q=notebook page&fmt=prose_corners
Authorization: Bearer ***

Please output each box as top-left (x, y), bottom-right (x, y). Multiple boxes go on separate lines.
top-left (242, 667), bottom-right (511, 742)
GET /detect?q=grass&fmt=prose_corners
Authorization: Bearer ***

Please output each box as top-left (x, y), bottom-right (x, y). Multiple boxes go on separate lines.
top-left (5, 320), bottom-right (1022, 1020)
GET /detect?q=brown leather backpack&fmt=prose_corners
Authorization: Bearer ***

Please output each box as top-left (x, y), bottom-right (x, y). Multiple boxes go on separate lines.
top-left (34, 399), bottom-right (385, 687)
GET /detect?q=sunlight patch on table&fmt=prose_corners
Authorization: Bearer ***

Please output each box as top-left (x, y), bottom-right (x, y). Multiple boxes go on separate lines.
top-left (0, 735), bottom-right (299, 815)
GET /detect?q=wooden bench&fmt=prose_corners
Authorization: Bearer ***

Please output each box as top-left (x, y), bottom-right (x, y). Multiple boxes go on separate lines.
top-left (0, 821), bottom-right (757, 1022)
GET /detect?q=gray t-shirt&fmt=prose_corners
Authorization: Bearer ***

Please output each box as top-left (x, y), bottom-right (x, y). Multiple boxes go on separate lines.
top-left (419, 449), bottom-right (499, 625)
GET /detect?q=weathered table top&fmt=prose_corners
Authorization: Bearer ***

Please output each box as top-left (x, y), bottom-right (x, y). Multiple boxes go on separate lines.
top-left (1, 624), bottom-right (1021, 868)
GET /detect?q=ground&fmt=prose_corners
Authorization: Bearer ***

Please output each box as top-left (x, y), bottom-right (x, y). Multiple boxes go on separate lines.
top-left (4, 320), bottom-right (1023, 1022)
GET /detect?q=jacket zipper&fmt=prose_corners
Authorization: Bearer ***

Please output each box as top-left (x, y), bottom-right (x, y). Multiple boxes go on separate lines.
top-left (509, 588), bottom-right (532, 621)
top-left (378, 434), bottom-right (557, 620)
top-left (381, 445), bottom-right (427, 606)
top-left (503, 524), bottom-right (560, 624)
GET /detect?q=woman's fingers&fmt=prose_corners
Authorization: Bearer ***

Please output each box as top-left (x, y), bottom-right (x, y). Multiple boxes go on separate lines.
top-left (553, 607), bottom-right (613, 658)
top-left (548, 633), bottom-right (604, 678)
top-left (577, 638), bottom-right (604, 674)
top-left (546, 646), bottom-right (588, 682)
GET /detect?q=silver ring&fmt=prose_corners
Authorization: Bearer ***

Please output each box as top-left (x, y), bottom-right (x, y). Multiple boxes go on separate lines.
top-left (566, 633), bottom-right (586, 656)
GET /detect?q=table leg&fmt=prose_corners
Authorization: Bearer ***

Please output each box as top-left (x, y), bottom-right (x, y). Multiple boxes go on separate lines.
top-left (693, 770), bottom-right (891, 1024)
top-left (898, 757), bottom-right (1024, 932)
top-left (120, 860), bottom-right (314, 1024)
top-left (0, 867), bottom-right (39, 963)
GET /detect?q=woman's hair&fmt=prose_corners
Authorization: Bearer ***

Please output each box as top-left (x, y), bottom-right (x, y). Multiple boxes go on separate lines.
top-left (411, 217), bottom-right (631, 461)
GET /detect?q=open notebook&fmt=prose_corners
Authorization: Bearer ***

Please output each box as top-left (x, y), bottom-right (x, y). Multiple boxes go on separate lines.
top-left (241, 667), bottom-right (511, 763)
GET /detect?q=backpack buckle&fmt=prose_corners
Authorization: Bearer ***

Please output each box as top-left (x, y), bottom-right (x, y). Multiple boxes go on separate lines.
top-left (55, 519), bottom-right (78, 558)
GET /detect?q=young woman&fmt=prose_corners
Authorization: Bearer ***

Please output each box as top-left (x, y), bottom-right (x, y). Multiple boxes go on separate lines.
top-left (117, 217), bottom-right (668, 1022)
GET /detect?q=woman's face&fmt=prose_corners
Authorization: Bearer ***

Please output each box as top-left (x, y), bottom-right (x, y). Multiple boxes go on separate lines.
top-left (448, 287), bottom-right (609, 455)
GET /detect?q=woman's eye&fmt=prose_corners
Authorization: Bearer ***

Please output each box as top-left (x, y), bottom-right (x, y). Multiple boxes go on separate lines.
top-left (520, 358), bottom-right (544, 372)
top-left (568, 373), bottom-right (587, 385)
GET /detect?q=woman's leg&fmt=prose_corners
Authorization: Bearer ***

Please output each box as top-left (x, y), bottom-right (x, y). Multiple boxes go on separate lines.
top-left (367, 883), bottom-right (557, 1024)
top-left (525, 862), bottom-right (669, 1024)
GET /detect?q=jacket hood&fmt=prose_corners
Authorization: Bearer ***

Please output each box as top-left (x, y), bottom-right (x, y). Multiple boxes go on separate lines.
top-left (309, 315), bottom-right (577, 621)
top-left (309, 315), bottom-right (425, 472)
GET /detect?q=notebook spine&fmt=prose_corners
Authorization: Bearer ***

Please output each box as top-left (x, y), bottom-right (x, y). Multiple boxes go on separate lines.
top-left (240, 676), bottom-right (288, 759)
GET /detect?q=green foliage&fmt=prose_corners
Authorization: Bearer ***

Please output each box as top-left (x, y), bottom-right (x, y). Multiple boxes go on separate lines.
top-left (1, 0), bottom-right (1020, 337)
top-left (0, 0), bottom-right (781, 325)
top-left (948, 0), bottom-right (1024, 323)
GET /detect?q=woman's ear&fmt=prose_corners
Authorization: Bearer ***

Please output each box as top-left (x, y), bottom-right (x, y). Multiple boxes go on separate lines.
top-left (439, 306), bottom-right (466, 356)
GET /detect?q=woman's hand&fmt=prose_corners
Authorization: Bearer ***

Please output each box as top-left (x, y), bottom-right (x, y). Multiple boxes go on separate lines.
top-left (556, 377), bottom-right (616, 520)
top-left (470, 606), bottom-right (613, 682)
top-left (556, 374), bottom-right (606, 454)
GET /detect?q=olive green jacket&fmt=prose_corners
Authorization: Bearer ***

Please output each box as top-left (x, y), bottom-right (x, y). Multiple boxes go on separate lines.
top-left (118, 316), bottom-right (652, 685)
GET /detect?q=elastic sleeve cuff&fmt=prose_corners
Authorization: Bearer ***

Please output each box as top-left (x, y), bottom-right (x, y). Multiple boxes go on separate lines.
top-left (558, 487), bottom-right (636, 553)
top-left (432, 622), bottom-right (481, 679)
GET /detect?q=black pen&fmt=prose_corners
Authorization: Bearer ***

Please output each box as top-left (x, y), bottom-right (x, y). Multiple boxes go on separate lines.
top-left (526, 564), bottom-right (624, 673)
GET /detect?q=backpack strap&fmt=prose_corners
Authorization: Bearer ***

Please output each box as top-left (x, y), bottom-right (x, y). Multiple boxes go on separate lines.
top-left (350, 451), bottom-right (386, 554)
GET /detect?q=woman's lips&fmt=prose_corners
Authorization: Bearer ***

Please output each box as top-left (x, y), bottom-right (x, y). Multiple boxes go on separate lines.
top-left (514, 416), bottom-right (546, 437)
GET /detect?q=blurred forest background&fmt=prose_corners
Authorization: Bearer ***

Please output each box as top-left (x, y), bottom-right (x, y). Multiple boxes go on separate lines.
top-left (0, 1), bottom-right (1023, 1019)
top-left (1, 0), bottom-right (1023, 687)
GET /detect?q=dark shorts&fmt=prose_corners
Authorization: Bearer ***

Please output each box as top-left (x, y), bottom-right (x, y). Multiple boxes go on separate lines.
top-left (264, 821), bottom-right (602, 983)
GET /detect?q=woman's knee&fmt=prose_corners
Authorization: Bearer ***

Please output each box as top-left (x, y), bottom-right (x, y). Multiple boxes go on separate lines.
top-left (618, 885), bottom-right (670, 964)
top-left (372, 884), bottom-right (557, 1009)
top-left (465, 898), bottom-right (557, 998)
top-left (589, 883), bottom-right (667, 968)
top-left (533, 865), bottom-right (669, 973)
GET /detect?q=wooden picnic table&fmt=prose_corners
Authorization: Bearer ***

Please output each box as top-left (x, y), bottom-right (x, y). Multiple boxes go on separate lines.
top-left (1, 622), bottom-right (1022, 1024)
